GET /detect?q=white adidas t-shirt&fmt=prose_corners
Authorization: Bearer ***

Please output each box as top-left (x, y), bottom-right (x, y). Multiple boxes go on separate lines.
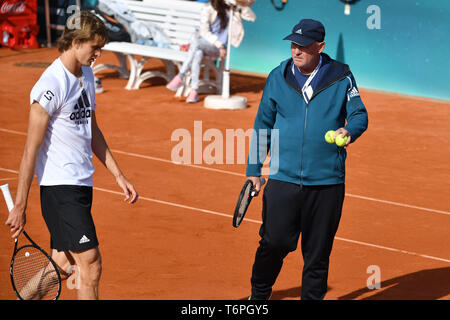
top-left (30, 58), bottom-right (97, 186)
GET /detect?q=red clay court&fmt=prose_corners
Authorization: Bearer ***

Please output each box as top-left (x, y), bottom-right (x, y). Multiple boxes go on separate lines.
top-left (0, 47), bottom-right (449, 300)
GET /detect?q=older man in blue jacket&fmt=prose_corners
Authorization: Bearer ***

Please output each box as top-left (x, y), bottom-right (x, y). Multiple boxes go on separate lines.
top-left (246, 19), bottom-right (368, 300)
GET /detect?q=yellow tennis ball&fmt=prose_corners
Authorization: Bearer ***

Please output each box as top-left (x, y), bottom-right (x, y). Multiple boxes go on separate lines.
top-left (324, 130), bottom-right (335, 144)
top-left (335, 134), bottom-right (348, 147)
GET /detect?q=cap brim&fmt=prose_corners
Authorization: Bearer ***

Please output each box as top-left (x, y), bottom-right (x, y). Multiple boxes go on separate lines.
top-left (283, 34), bottom-right (315, 47)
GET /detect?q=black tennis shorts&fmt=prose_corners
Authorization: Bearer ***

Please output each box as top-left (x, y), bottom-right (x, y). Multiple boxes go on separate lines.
top-left (40, 185), bottom-right (99, 252)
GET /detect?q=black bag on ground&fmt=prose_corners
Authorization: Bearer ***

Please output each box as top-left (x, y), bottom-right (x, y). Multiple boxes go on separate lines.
top-left (91, 8), bottom-right (131, 43)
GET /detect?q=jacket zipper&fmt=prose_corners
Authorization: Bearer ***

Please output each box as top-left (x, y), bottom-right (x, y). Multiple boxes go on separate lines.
top-left (285, 71), bottom-right (351, 188)
top-left (300, 102), bottom-right (309, 189)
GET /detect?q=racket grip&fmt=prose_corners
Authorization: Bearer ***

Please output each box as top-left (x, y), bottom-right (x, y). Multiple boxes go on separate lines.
top-left (0, 184), bottom-right (15, 212)
top-left (250, 177), bottom-right (266, 197)
top-left (259, 177), bottom-right (266, 186)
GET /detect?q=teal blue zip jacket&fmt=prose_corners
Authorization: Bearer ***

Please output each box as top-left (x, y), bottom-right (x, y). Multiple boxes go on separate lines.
top-left (246, 53), bottom-right (368, 186)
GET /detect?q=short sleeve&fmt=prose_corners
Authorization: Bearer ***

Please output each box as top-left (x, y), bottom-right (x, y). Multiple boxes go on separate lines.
top-left (29, 76), bottom-right (62, 116)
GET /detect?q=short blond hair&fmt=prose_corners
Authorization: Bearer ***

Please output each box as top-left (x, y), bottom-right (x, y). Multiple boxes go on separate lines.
top-left (57, 11), bottom-right (108, 52)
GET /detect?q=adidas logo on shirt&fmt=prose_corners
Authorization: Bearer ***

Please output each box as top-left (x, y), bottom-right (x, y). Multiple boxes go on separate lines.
top-left (70, 89), bottom-right (92, 125)
top-left (348, 87), bottom-right (360, 99)
top-left (79, 235), bottom-right (90, 244)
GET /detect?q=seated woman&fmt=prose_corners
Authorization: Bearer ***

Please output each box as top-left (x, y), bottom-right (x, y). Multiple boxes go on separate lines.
top-left (166, 0), bottom-right (255, 103)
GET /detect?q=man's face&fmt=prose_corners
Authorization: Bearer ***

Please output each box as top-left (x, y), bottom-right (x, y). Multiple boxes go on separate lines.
top-left (73, 36), bottom-right (105, 66)
top-left (291, 41), bottom-right (325, 70)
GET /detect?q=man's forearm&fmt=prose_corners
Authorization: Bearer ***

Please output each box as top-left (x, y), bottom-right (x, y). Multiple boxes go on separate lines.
top-left (91, 128), bottom-right (123, 179)
top-left (15, 146), bottom-right (39, 211)
top-left (101, 148), bottom-right (124, 179)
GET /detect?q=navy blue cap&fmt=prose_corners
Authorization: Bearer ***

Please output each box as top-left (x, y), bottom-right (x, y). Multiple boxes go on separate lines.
top-left (283, 19), bottom-right (325, 46)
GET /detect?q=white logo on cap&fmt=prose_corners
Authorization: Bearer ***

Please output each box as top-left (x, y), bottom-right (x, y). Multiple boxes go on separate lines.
top-left (295, 29), bottom-right (303, 35)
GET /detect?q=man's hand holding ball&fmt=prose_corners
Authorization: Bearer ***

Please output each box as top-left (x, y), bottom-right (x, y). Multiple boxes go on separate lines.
top-left (325, 128), bottom-right (351, 147)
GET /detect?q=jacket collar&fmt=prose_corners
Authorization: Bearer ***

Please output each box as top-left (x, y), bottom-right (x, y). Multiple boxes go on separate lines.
top-left (282, 53), bottom-right (351, 99)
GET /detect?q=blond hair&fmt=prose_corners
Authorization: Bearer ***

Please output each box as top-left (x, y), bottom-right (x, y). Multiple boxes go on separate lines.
top-left (57, 11), bottom-right (108, 52)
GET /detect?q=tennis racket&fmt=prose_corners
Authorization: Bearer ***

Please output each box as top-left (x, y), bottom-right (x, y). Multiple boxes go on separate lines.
top-left (1, 184), bottom-right (61, 300)
top-left (232, 177), bottom-right (266, 228)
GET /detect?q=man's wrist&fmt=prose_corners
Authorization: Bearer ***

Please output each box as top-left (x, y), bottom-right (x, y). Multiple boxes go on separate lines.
top-left (13, 201), bottom-right (27, 212)
top-left (114, 172), bottom-right (124, 180)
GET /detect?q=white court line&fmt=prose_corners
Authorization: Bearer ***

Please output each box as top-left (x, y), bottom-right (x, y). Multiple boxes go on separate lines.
top-left (94, 186), bottom-right (263, 225)
top-left (101, 150), bottom-right (450, 216)
top-left (0, 128), bottom-right (27, 136)
top-left (94, 186), bottom-right (450, 264)
top-left (333, 237), bottom-right (450, 264)
top-left (1, 126), bottom-right (449, 216)
top-left (0, 177), bottom-right (17, 181)
top-left (111, 149), bottom-right (245, 177)
top-left (1, 166), bottom-right (449, 264)
top-left (346, 193), bottom-right (450, 216)
top-left (0, 168), bottom-right (20, 174)
top-left (110, 150), bottom-right (450, 216)
top-left (0, 128), bottom-right (450, 215)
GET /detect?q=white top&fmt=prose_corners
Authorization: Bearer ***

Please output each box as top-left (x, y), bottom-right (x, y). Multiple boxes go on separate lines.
top-left (199, 3), bottom-right (256, 49)
top-left (30, 58), bottom-right (97, 186)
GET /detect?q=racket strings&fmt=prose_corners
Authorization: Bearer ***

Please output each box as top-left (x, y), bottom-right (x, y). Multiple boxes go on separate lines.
top-left (12, 247), bottom-right (60, 300)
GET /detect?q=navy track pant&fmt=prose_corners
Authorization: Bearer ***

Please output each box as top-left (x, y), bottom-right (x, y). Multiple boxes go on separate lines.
top-left (250, 179), bottom-right (345, 300)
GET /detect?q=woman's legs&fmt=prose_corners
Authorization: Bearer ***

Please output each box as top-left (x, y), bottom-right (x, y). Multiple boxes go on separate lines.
top-left (167, 37), bottom-right (220, 96)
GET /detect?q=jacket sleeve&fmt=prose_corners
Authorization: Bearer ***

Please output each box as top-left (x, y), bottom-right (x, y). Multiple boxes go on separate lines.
top-left (246, 74), bottom-right (277, 177)
top-left (198, 5), bottom-right (224, 49)
top-left (344, 73), bottom-right (368, 143)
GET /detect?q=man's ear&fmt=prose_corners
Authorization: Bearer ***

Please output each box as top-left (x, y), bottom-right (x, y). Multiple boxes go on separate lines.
top-left (317, 41), bottom-right (326, 53)
top-left (72, 39), bottom-right (81, 49)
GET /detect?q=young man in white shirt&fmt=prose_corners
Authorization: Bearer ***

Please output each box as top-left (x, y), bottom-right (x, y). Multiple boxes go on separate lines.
top-left (5, 11), bottom-right (138, 300)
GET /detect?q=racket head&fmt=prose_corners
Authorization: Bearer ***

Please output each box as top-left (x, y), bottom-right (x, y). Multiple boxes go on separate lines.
top-left (233, 179), bottom-right (255, 228)
top-left (10, 233), bottom-right (61, 300)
